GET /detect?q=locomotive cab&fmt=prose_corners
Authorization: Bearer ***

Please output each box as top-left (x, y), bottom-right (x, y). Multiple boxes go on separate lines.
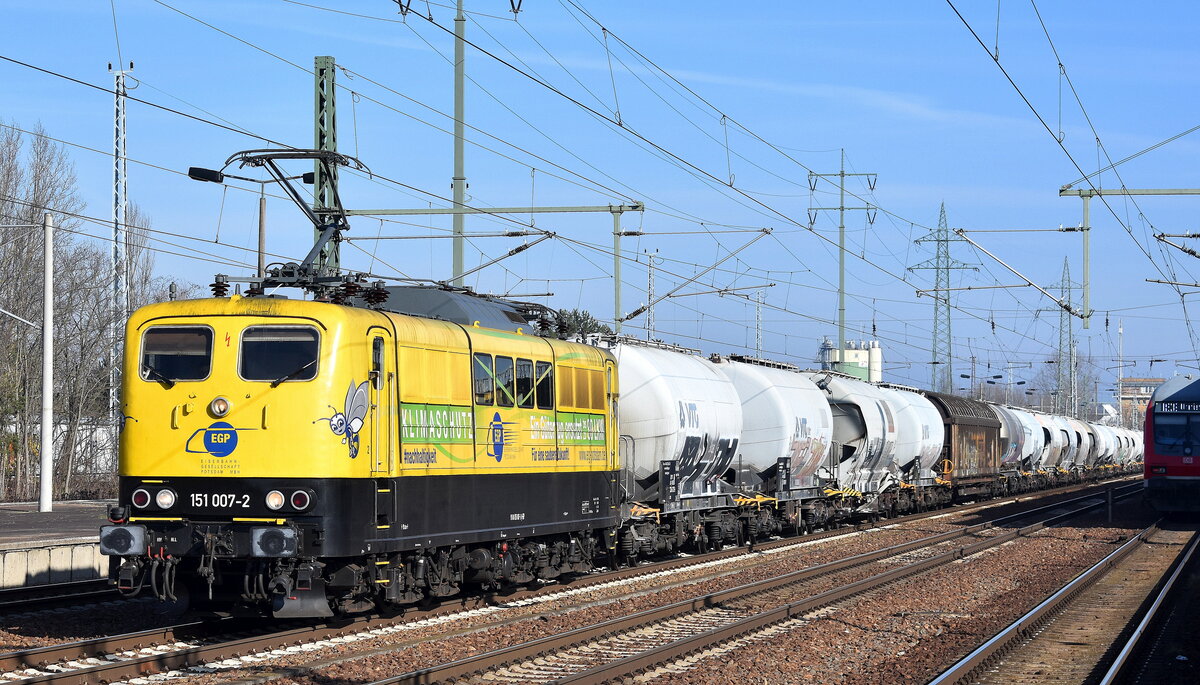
top-left (101, 296), bottom-right (395, 616)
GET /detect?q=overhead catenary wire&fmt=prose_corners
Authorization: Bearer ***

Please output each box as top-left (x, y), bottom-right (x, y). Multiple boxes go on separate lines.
top-left (4, 4), bottom-right (1137, 381)
top-left (1, 45), bottom-right (1069, 375)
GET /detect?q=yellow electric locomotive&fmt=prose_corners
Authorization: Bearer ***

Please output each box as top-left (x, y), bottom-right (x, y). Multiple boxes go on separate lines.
top-left (101, 293), bottom-right (619, 617)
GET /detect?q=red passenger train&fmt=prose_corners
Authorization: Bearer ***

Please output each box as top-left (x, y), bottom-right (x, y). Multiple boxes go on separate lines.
top-left (1144, 375), bottom-right (1200, 511)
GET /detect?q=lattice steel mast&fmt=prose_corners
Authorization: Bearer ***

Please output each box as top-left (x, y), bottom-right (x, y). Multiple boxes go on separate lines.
top-left (910, 203), bottom-right (974, 393)
top-left (110, 62), bottom-right (131, 442)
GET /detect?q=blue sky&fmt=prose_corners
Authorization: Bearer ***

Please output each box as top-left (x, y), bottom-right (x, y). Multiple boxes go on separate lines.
top-left (5, 1), bottom-right (1199, 399)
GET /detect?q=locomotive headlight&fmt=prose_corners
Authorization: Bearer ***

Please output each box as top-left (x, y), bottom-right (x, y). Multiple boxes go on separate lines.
top-left (155, 488), bottom-right (177, 509)
top-left (265, 490), bottom-right (286, 510)
top-left (131, 488), bottom-right (151, 509)
top-left (210, 396), bottom-right (231, 417)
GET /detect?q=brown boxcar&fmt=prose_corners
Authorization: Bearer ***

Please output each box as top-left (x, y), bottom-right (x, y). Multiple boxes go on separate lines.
top-left (924, 392), bottom-right (1001, 498)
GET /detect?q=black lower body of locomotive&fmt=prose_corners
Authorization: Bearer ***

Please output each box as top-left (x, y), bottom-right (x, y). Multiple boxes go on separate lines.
top-left (101, 471), bottom-right (620, 617)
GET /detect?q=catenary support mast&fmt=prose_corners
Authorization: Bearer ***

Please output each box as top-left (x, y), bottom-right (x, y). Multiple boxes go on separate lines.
top-left (910, 204), bottom-right (975, 393)
top-left (808, 150), bottom-right (875, 373)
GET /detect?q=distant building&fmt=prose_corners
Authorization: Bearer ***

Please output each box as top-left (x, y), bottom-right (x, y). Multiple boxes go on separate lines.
top-left (818, 338), bottom-right (882, 382)
top-left (1119, 377), bottom-right (1164, 428)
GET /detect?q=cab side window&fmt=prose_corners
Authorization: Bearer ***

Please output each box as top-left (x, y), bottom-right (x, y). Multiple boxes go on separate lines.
top-left (535, 361), bottom-right (554, 410)
top-left (495, 356), bottom-right (516, 408)
top-left (473, 353), bottom-right (494, 406)
top-left (516, 358), bottom-right (535, 409)
top-left (371, 337), bottom-right (384, 390)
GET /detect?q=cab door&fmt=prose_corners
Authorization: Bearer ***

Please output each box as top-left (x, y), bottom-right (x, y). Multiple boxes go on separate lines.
top-left (605, 359), bottom-right (619, 471)
top-left (368, 328), bottom-right (395, 476)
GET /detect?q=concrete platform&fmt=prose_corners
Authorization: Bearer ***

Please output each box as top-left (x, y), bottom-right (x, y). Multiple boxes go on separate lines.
top-left (0, 500), bottom-right (110, 588)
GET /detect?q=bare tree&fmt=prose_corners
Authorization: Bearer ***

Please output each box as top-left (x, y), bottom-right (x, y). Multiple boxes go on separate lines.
top-left (0, 122), bottom-right (196, 500)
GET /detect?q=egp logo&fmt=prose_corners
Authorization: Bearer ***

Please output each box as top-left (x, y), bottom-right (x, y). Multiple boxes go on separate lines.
top-left (486, 412), bottom-right (516, 462)
top-left (186, 421), bottom-right (245, 457)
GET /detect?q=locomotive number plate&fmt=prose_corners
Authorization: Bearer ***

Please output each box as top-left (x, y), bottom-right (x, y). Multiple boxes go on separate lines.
top-left (190, 493), bottom-right (251, 508)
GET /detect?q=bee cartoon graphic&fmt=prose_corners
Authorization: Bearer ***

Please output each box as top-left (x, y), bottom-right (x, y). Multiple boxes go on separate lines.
top-left (316, 380), bottom-right (370, 458)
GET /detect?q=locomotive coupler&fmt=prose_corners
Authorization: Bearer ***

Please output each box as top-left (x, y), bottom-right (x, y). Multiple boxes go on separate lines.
top-left (296, 562), bottom-right (318, 591)
top-left (267, 572), bottom-right (294, 597)
top-left (116, 559), bottom-right (143, 595)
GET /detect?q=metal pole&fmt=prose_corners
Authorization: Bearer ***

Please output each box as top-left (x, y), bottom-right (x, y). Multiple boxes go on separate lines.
top-left (451, 0), bottom-right (467, 287)
top-left (1005, 361), bottom-right (1011, 406)
top-left (838, 149), bottom-right (845, 373)
top-left (110, 65), bottom-right (129, 463)
top-left (613, 209), bottom-right (622, 334)
top-left (1082, 195), bottom-right (1090, 329)
top-left (1117, 320), bottom-right (1124, 428)
top-left (646, 249), bottom-right (657, 341)
top-left (1071, 341), bottom-right (1079, 418)
top-left (755, 290), bottom-right (763, 357)
top-left (313, 56), bottom-right (338, 272)
top-left (258, 195), bottom-right (266, 278)
top-left (972, 355), bottom-right (980, 400)
top-left (40, 213), bottom-right (54, 513)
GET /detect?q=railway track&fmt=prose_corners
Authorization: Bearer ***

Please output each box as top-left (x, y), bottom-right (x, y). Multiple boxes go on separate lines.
top-left (1089, 519), bottom-right (1200, 685)
top-left (0, 580), bottom-right (117, 615)
top-left (363, 483), bottom-right (1139, 685)
top-left (0, 477), bottom-right (1135, 685)
top-left (929, 521), bottom-right (1197, 684)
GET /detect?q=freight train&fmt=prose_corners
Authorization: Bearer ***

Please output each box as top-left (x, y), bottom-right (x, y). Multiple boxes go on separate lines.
top-left (1144, 374), bottom-right (1198, 511)
top-left (99, 287), bottom-right (1142, 617)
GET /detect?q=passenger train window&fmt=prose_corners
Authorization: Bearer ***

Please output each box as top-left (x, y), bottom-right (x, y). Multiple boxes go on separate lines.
top-left (516, 359), bottom-right (535, 409)
top-left (473, 353), bottom-right (494, 406)
top-left (495, 356), bottom-right (516, 408)
top-left (141, 326), bottom-right (213, 382)
top-left (535, 361), bottom-right (554, 410)
top-left (240, 326), bottom-right (319, 382)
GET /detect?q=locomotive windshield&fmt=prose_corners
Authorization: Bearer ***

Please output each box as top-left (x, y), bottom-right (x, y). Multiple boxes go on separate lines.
top-left (240, 326), bottom-right (319, 382)
top-left (1153, 412), bottom-right (1200, 456)
top-left (141, 326), bottom-right (213, 382)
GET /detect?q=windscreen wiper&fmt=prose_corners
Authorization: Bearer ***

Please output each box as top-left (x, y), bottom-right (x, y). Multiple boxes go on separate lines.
top-left (142, 364), bottom-right (176, 389)
top-left (271, 358), bottom-right (318, 387)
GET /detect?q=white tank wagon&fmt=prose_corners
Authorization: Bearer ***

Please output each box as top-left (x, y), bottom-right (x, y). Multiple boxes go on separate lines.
top-left (800, 371), bottom-right (898, 505)
top-left (1034, 413), bottom-right (1068, 470)
top-left (1091, 424), bottom-right (1117, 465)
top-left (1130, 428), bottom-right (1145, 462)
top-left (1113, 428), bottom-right (1131, 464)
top-left (1054, 415), bottom-right (1081, 471)
top-left (713, 356), bottom-right (833, 499)
top-left (991, 404), bottom-right (1046, 494)
top-left (876, 384), bottom-right (943, 485)
top-left (1008, 407), bottom-right (1046, 472)
top-left (1068, 418), bottom-right (1097, 468)
top-left (990, 405), bottom-right (1026, 469)
top-left (609, 341), bottom-right (742, 508)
